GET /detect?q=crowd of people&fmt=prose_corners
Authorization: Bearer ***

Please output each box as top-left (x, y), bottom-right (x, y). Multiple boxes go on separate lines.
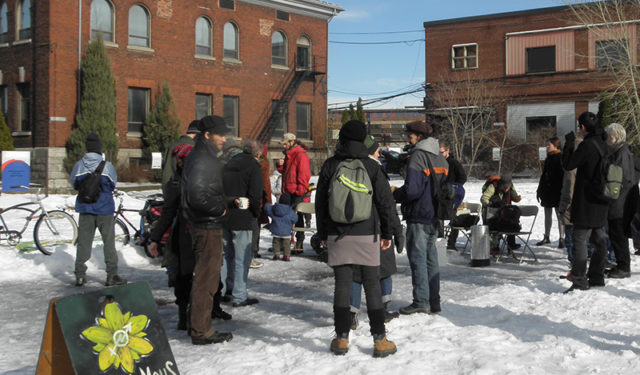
top-left (67, 110), bottom-right (640, 355)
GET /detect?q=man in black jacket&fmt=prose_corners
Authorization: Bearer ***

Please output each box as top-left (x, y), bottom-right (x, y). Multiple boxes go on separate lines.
top-left (221, 139), bottom-right (264, 307)
top-left (562, 112), bottom-right (610, 292)
top-left (439, 140), bottom-right (467, 249)
top-left (181, 115), bottom-right (233, 344)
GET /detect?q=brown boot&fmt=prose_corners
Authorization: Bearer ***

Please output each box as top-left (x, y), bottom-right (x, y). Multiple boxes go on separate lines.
top-left (330, 333), bottom-right (349, 355)
top-left (373, 334), bottom-right (397, 358)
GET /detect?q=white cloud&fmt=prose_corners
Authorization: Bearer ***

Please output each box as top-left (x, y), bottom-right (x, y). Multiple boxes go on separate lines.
top-left (334, 9), bottom-right (371, 22)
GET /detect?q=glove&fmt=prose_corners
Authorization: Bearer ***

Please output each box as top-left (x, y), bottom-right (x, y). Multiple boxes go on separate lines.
top-left (394, 232), bottom-right (405, 254)
top-left (565, 131), bottom-right (576, 144)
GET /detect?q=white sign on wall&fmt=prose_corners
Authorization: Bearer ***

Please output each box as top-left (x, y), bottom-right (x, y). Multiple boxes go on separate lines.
top-left (151, 152), bottom-right (162, 169)
top-left (492, 147), bottom-right (501, 161)
top-left (539, 147), bottom-right (547, 161)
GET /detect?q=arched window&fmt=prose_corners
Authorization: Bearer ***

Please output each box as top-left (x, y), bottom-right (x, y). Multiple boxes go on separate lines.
top-left (195, 16), bottom-right (212, 56)
top-left (129, 4), bottom-right (150, 47)
top-left (223, 22), bottom-right (238, 59)
top-left (17, 0), bottom-right (31, 40)
top-left (91, 0), bottom-right (114, 42)
top-left (271, 31), bottom-right (287, 66)
top-left (297, 36), bottom-right (311, 69)
top-left (0, 2), bottom-right (8, 44)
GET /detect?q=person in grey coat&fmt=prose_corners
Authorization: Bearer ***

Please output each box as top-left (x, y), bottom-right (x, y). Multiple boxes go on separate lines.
top-left (603, 123), bottom-right (640, 278)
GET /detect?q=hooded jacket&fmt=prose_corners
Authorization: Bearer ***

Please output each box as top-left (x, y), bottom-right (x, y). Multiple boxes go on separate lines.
top-left (69, 152), bottom-right (117, 215)
top-left (222, 151), bottom-right (264, 231)
top-left (315, 140), bottom-right (396, 241)
top-left (393, 137), bottom-right (449, 225)
top-left (181, 136), bottom-right (227, 229)
top-left (608, 143), bottom-right (640, 220)
top-left (264, 203), bottom-right (299, 237)
top-left (277, 144), bottom-right (311, 197)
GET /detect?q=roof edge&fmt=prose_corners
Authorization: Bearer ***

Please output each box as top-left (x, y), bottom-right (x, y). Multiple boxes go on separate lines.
top-left (423, 4), bottom-right (571, 28)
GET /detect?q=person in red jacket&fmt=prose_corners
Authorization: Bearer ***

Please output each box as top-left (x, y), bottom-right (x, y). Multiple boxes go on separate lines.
top-left (276, 133), bottom-right (311, 253)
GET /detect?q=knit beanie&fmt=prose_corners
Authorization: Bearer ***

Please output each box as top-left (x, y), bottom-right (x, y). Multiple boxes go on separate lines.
top-left (339, 120), bottom-right (367, 142)
top-left (363, 135), bottom-right (379, 155)
top-left (187, 120), bottom-right (201, 134)
top-left (279, 193), bottom-right (292, 206)
top-left (85, 132), bottom-right (102, 154)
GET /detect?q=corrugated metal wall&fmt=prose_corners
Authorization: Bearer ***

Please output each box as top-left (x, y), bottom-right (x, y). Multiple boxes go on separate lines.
top-left (506, 31), bottom-right (575, 75)
top-left (507, 102), bottom-right (575, 140)
top-left (588, 24), bottom-right (637, 69)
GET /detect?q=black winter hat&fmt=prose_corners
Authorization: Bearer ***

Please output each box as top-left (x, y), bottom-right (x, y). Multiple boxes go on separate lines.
top-left (339, 120), bottom-right (367, 142)
top-left (199, 115), bottom-right (227, 135)
top-left (405, 121), bottom-right (432, 137)
top-left (279, 193), bottom-right (292, 206)
top-left (85, 132), bottom-right (102, 154)
top-left (187, 120), bottom-right (201, 134)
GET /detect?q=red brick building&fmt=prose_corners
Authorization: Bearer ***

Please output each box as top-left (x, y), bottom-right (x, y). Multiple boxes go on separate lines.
top-left (423, 4), bottom-right (635, 143)
top-left (0, 0), bottom-right (342, 188)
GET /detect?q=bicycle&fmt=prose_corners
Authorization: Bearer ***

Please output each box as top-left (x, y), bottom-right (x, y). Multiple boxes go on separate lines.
top-left (0, 185), bottom-right (78, 255)
top-left (112, 190), bottom-right (162, 257)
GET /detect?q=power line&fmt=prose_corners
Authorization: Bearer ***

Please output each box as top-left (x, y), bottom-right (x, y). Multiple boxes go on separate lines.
top-left (329, 39), bottom-right (425, 45)
top-left (328, 86), bottom-right (425, 110)
top-left (330, 30), bottom-right (423, 35)
top-left (328, 83), bottom-right (424, 97)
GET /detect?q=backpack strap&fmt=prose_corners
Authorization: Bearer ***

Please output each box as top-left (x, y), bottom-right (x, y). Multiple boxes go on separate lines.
top-left (95, 161), bottom-right (106, 174)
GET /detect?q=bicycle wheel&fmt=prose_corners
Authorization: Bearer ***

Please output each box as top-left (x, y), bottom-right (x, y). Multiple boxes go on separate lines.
top-left (114, 218), bottom-right (130, 249)
top-left (34, 210), bottom-right (79, 255)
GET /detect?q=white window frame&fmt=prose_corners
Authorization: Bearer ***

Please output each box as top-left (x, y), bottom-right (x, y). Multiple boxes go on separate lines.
top-left (451, 43), bottom-right (478, 70)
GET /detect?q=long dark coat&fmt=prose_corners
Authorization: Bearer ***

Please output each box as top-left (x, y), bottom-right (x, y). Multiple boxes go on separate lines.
top-left (537, 150), bottom-right (564, 208)
top-left (562, 131), bottom-right (609, 228)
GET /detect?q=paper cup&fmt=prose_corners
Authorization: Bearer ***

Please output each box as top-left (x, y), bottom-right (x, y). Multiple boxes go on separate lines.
top-left (238, 197), bottom-right (249, 209)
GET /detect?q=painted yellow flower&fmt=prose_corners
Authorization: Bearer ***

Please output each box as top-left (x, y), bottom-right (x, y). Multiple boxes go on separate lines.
top-left (81, 301), bottom-right (154, 374)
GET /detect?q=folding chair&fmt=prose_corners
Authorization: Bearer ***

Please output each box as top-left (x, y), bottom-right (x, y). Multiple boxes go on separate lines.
top-left (447, 202), bottom-right (482, 254)
top-left (494, 205), bottom-right (539, 263)
top-left (293, 202), bottom-right (316, 234)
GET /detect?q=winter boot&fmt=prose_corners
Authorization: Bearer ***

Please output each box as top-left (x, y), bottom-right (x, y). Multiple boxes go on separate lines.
top-left (330, 332), bottom-right (349, 355)
top-left (558, 238), bottom-right (565, 249)
top-left (373, 334), bottom-right (397, 358)
top-left (383, 302), bottom-right (399, 322)
top-left (536, 236), bottom-right (550, 246)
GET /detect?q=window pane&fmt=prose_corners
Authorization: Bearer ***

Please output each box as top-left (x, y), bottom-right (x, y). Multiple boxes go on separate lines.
top-left (196, 94), bottom-right (212, 120)
top-left (18, 0), bottom-right (30, 39)
top-left (220, 0), bottom-right (234, 10)
top-left (271, 100), bottom-right (287, 138)
top-left (129, 5), bottom-right (149, 47)
top-left (17, 83), bottom-right (30, 132)
top-left (196, 17), bottom-right (211, 55)
top-left (272, 32), bottom-right (286, 65)
top-left (596, 39), bottom-right (628, 68)
top-left (526, 46), bottom-right (555, 73)
top-left (224, 22), bottom-right (238, 59)
top-left (0, 3), bottom-right (8, 43)
top-left (276, 10), bottom-right (289, 21)
top-left (128, 88), bottom-right (148, 133)
top-left (296, 103), bottom-right (310, 139)
top-left (296, 37), bottom-right (310, 69)
top-left (223, 96), bottom-right (238, 136)
top-left (91, 0), bottom-right (113, 41)
top-left (1, 85), bottom-right (8, 123)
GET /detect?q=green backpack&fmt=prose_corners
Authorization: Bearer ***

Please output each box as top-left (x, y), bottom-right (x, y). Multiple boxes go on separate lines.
top-left (328, 158), bottom-right (373, 224)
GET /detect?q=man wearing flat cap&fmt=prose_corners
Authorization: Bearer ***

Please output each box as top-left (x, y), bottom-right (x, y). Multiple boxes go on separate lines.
top-left (393, 121), bottom-right (448, 315)
top-left (69, 132), bottom-right (123, 287)
top-left (181, 115), bottom-right (233, 345)
top-left (276, 132), bottom-right (311, 252)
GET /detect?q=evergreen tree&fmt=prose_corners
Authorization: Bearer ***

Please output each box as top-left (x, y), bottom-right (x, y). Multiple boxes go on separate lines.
top-left (355, 98), bottom-right (366, 123)
top-left (340, 109), bottom-right (350, 125)
top-left (142, 81), bottom-right (180, 160)
top-left (0, 110), bottom-right (14, 151)
top-left (348, 103), bottom-right (357, 122)
top-left (64, 36), bottom-right (117, 171)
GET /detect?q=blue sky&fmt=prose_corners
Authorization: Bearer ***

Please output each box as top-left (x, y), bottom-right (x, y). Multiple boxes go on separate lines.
top-left (327, 0), bottom-right (564, 109)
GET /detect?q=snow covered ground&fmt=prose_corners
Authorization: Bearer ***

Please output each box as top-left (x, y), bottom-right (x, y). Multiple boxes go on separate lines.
top-left (2, 179), bottom-right (640, 374)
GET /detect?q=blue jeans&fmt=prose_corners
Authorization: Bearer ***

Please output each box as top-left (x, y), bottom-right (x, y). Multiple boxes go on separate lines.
top-left (222, 229), bottom-right (253, 303)
top-left (350, 276), bottom-right (393, 311)
top-left (406, 223), bottom-right (440, 308)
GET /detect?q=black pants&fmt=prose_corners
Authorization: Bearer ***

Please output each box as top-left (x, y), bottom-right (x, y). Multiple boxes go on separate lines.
top-left (572, 226), bottom-right (608, 288)
top-left (333, 264), bottom-right (385, 336)
top-left (291, 194), bottom-right (305, 242)
top-left (608, 218), bottom-right (630, 272)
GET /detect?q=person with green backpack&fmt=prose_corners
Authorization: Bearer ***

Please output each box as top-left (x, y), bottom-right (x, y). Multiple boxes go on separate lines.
top-left (315, 120), bottom-right (398, 358)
